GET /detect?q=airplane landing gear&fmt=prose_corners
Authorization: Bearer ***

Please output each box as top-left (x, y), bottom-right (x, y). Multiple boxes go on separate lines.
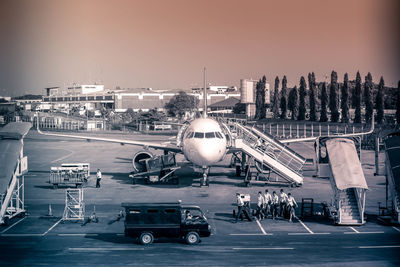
top-left (200, 167), bottom-right (209, 187)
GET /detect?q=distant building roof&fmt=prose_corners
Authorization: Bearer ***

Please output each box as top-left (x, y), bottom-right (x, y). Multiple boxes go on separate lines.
top-left (209, 97), bottom-right (240, 109)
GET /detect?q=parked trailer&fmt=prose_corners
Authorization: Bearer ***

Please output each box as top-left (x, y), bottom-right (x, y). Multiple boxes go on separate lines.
top-left (49, 167), bottom-right (87, 189)
top-left (130, 154), bottom-right (180, 184)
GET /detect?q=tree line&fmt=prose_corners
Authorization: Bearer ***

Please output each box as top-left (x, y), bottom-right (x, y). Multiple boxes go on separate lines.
top-left (255, 71), bottom-right (400, 124)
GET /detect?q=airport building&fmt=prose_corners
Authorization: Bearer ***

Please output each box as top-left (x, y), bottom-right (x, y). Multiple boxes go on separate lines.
top-left (240, 79), bottom-right (270, 118)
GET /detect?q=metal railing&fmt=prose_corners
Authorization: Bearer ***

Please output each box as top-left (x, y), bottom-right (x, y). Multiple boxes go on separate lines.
top-left (234, 123), bottom-right (305, 175)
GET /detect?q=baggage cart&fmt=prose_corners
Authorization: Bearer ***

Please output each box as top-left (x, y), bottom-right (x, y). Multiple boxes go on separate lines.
top-left (49, 166), bottom-right (87, 189)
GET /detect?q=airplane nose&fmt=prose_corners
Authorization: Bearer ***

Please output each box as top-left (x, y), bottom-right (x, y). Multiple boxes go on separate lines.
top-left (197, 143), bottom-right (223, 164)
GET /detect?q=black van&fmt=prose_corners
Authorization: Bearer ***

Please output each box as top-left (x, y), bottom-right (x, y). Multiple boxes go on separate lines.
top-left (122, 202), bottom-right (211, 245)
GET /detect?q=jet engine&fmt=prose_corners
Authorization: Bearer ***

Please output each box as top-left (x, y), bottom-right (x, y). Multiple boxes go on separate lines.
top-left (132, 150), bottom-right (153, 172)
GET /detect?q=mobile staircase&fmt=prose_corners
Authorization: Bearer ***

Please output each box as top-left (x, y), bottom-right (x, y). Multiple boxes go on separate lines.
top-left (232, 123), bottom-right (306, 186)
top-left (0, 122), bottom-right (31, 225)
top-left (318, 137), bottom-right (368, 225)
top-left (384, 134), bottom-right (400, 223)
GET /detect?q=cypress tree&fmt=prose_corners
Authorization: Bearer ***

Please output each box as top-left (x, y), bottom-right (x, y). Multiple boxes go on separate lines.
top-left (288, 86), bottom-right (298, 120)
top-left (272, 76), bottom-right (280, 118)
top-left (261, 75), bottom-right (267, 119)
top-left (320, 82), bottom-right (328, 122)
top-left (255, 76), bottom-right (267, 120)
top-left (255, 79), bottom-right (262, 120)
top-left (298, 76), bottom-right (307, 120)
top-left (354, 71), bottom-right (362, 123)
top-left (396, 81), bottom-right (400, 125)
top-left (280, 75), bottom-right (288, 119)
top-left (376, 76), bottom-right (384, 124)
top-left (364, 72), bottom-right (373, 123)
top-left (329, 71), bottom-right (339, 122)
top-left (308, 72), bottom-right (317, 121)
top-left (341, 73), bottom-right (350, 123)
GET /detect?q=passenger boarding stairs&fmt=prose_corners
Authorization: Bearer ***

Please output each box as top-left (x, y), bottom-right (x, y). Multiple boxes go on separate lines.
top-left (337, 188), bottom-right (363, 225)
top-left (384, 135), bottom-right (400, 223)
top-left (232, 123), bottom-right (306, 185)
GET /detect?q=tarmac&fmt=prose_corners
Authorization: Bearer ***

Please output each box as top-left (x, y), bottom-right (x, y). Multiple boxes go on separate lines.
top-left (0, 130), bottom-right (399, 266)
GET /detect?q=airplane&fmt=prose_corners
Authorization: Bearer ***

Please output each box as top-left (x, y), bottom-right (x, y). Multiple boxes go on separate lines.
top-left (36, 69), bottom-right (375, 186)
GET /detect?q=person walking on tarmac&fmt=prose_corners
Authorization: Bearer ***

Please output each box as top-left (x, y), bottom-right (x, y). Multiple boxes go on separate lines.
top-left (96, 169), bottom-right (102, 188)
top-left (235, 193), bottom-right (245, 223)
top-left (271, 191), bottom-right (279, 219)
top-left (279, 189), bottom-right (288, 218)
top-left (255, 191), bottom-right (265, 220)
top-left (286, 193), bottom-right (298, 222)
top-left (263, 189), bottom-right (272, 218)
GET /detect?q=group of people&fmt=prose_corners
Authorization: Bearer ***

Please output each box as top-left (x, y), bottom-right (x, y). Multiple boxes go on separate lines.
top-left (255, 189), bottom-right (298, 222)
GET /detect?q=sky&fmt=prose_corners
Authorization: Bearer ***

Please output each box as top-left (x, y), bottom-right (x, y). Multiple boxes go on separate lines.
top-left (0, 0), bottom-right (399, 96)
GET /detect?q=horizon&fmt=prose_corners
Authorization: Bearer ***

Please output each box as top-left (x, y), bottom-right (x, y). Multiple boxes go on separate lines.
top-left (0, 0), bottom-right (399, 97)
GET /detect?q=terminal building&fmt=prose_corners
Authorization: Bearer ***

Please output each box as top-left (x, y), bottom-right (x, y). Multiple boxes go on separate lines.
top-left (27, 79), bottom-right (268, 117)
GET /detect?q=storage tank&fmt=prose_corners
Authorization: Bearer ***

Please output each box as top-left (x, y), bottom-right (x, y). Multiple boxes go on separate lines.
top-left (240, 79), bottom-right (255, 103)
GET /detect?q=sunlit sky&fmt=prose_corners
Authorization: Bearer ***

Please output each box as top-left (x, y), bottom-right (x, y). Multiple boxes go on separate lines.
top-left (0, 0), bottom-right (399, 96)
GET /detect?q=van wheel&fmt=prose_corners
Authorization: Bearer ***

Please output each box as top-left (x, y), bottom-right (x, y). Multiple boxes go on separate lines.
top-left (185, 232), bottom-right (199, 245)
top-left (139, 232), bottom-right (154, 245)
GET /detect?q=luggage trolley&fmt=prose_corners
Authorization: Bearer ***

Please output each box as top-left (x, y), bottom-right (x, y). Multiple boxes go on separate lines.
top-left (49, 166), bottom-right (87, 189)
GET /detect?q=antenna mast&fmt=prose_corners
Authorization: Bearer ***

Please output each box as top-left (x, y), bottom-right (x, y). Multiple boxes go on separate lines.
top-left (203, 67), bottom-right (207, 118)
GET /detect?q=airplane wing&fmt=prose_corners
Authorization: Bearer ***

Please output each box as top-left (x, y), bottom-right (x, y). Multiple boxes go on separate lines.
top-left (36, 125), bottom-right (182, 153)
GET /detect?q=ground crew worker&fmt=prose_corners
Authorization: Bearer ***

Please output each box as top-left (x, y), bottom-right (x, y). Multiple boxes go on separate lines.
top-left (263, 189), bottom-right (272, 218)
top-left (279, 189), bottom-right (288, 218)
top-left (255, 191), bottom-right (265, 220)
top-left (286, 193), bottom-right (298, 222)
top-left (185, 210), bottom-right (193, 221)
top-left (96, 169), bottom-right (102, 188)
top-left (271, 191), bottom-right (279, 219)
top-left (235, 193), bottom-right (245, 223)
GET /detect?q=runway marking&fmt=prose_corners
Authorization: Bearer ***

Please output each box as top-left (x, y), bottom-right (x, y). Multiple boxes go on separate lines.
top-left (116, 233), bottom-right (125, 236)
top-left (0, 217), bottom-right (26, 234)
top-left (68, 247), bottom-right (144, 252)
top-left (58, 233), bottom-right (99, 236)
top-left (288, 232), bottom-right (330, 235)
top-left (358, 245), bottom-right (400, 249)
top-left (1, 234), bottom-right (43, 237)
top-left (344, 231), bottom-right (384, 234)
top-left (255, 219), bottom-right (267, 235)
top-left (297, 219), bottom-right (314, 234)
top-left (42, 219), bottom-right (62, 236)
top-left (232, 247), bottom-right (294, 250)
top-left (50, 149), bottom-right (74, 163)
top-left (349, 226), bottom-right (359, 233)
top-left (229, 233), bottom-right (270, 236)
top-left (392, 226), bottom-right (400, 233)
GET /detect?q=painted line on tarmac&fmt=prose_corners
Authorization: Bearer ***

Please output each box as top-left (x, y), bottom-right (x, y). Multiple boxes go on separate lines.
top-left (232, 247), bottom-right (294, 250)
top-left (0, 217), bottom-right (26, 234)
top-left (392, 226), bottom-right (400, 233)
top-left (1, 233), bottom-right (43, 237)
top-left (349, 226), bottom-right (359, 233)
top-left (50, 149), bottom-right (74, 163)
top-left (68, 247), bottom-right (144, 252)
top-left (297, 219), bottom-right (314, 234)
top-left (344, 231), bottom-right (384, 234)
top-left (288, 232), bottom-right (330, 235)
top-left (42, 219), bottom-right (62, 236)
top-left (229, 233), bottom-right (270, 236)
top-left (58, 233), bottom-right (99, 237)
top-left (358, 245), bottom-right (400, 249)
top-left (255, 219), bottom-right (267, 235)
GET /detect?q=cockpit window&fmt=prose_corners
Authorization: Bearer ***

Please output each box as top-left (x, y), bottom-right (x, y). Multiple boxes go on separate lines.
top-left (215, 132), bottom-right (223, 139)
top-left (205, 132), bottom-right (215, 138)
top-left (186, 132), bottom-right (194, 138)
top-left (194, 132), bottom-right (204, 138)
